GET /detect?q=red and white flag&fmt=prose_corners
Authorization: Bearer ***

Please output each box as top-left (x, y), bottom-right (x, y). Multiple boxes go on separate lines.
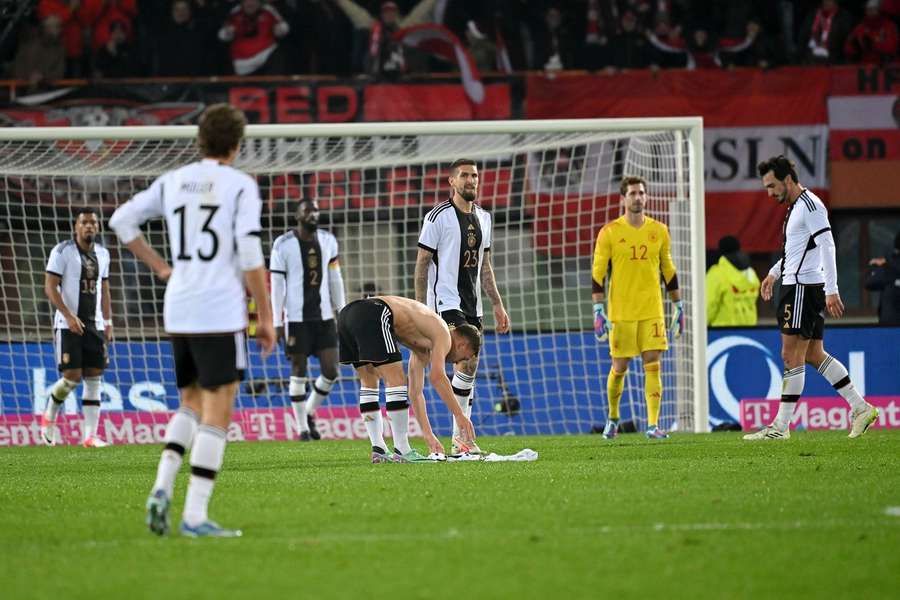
top-left (393, 24), bottom-right (485, 104)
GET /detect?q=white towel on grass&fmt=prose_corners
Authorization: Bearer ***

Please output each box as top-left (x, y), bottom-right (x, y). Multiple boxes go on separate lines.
top-left (483, 449), bottom-right (538, 462)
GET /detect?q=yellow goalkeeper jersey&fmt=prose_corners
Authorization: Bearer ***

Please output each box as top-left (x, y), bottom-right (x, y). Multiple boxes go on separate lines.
top-left (592, 215), bottom-right (677, 322)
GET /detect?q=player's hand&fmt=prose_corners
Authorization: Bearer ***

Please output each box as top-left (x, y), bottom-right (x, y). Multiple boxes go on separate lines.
top-left (275, 326), bottom-right (284, 346)
top-left (494, 305), bottom-right (510, 334)
top-left (669, 300), bottom-right (685, 339)
top-left (156, 264), bottom-right (172, 282)
top-left (255, 321), bottom-right (276, 358)
top-left (424, 431), bottom-right (444, 455)
top-left (826, 293), bottom-right (844, 319)
top-left (104, 324), bottom-right (113, 343)
top-left (66, 313), bottom-right (85, 335)
top-left (593, 303), bottom-right (609, 342)
top-left (454, 413), bottom-right (476, 448)
top-left (760, 274), bottom-right (775, 301)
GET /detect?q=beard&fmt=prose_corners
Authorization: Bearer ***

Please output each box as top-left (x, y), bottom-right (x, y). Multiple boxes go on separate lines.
top-left (459, 188), bottom-right (477, 202)
top-left (81, 233), bottom-right (95, 244)
top-left (301, 221), bottom-right (318, 232)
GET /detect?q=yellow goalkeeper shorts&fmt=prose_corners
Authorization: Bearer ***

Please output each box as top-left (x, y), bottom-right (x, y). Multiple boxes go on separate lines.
top-left (610, 318), bottom-right (668, 358)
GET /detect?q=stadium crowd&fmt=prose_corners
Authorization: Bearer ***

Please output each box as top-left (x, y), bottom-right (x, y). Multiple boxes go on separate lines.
top-left (3, 0), bottom-right (900, 85)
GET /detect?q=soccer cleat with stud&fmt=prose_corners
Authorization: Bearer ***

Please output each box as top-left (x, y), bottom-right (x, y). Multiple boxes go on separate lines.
top-left (743, 425), bottom-right (790, 441)
top-left (602, 420), bottom-right (619, 439)
top-left (393, 448), bottom-right (436, 463)
top-left (451, 435), bottom-right (483, 455)
top-left (145, 489), bottom-right (171, 536)
top-left (848, 404), bottom-right (878, 438)
top-left (82, 436), bottom-right (108, 448)
top-left (645, 426), bottom-right (670, 439)
top-left (298, 430), bottom-right (312, 442)
top-left (39, 416), bottom-right (57, 446)
top-left (306, 414), bottom-right (321, 440)
top-left (371, 449), bottom-right (395, 464)
top-left (179, 520), bottom-right (242, 538)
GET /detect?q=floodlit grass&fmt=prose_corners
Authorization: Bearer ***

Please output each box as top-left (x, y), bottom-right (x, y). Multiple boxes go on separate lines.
top-left (1, 431), bottom-right (899, 599)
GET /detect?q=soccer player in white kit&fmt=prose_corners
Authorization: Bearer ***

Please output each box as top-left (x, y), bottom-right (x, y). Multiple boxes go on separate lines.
top-left (744, 155), bottom-right (878, 440)
top-left (109, 104), bottom-right (275, 537)
top-left (41, 207), bottom-right (113, 448)
top-left (270, 198), bottom-right (346, 441)
top-left (413, 158), bottom-right (510, 455)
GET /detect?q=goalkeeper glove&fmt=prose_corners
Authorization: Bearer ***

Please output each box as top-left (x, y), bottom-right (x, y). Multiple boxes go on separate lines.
top-left (593, 303), bottom-right (609, 342)
top-left (670, 300), bottom-right (685, 339)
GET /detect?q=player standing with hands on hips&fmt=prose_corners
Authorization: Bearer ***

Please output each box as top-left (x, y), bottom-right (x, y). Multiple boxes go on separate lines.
top-left (414, 158), bottom-right (510, 455)
top-left (110, 103), bottom-right (275, 537)
top-left (743, 155), bottom-right (877, 440)
top-left (592, 176), bottom-right (684, 440)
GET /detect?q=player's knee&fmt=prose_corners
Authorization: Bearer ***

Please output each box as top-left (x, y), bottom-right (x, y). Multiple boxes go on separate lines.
top-left (320, 365), bottom-right (338, 381)
top-left (290, 359), bottom-right (307, 378)
top-left (62, 370), bottom-right (83, 384)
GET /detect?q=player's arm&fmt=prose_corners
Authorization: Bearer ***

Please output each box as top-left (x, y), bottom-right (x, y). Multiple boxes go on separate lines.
top-left (269, 242), bottom-right (286, 343)
top-left (591, 227), bottom-right (611, 341)
top-left (425, 320), bottom-right (476, 444)
top-left (44, 272), bottom-right (83, 335)
top-left (109, 177), bottom-right (171, 281)
top-left (407, 349), bottom-right (444, 454)
top-left (761, 258), bottom-right (782, 301)
top-left (413, 248), bottom-right (433, 304)
top-left (328, 255), bottom-right (347, 313)
top-left (101, 278), bottom-right (113, 342)
top-left (236, 179), bottom-right (275, 354)
top-left (480, 250), bottom-right (510, 333)
top-left (806, 206), bottom-right (843, 318)
top-left (659, 226), bottom-right (684, 336)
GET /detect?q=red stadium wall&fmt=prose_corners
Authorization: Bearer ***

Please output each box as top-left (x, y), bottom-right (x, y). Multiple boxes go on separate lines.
top-left (2, 65), bottom-right (898, 254)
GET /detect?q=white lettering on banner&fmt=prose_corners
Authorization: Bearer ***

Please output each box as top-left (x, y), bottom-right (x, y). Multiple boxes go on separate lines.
top-left (704, 126), bottom-right (828, 192)
top-left (128, 382), bottom-right (168, 412)
top-left (101, 383), bottom-right (123, 411)
top-left (227, 422), bottom-right (245, 442)
top-left (249, 412), bottom-right (275, 440)
top-left (742, 398), bottom-right (900, 430)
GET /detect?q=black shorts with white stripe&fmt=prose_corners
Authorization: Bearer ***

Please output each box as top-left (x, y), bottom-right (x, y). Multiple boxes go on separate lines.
top-left (55, 326), bottom-right (107, 371)
top-left (337, 298), bottom-right (402, 368)
top-left (777, 283), bottom-right (825, 340)
top-left (170, 332), bottom-right (247, 389)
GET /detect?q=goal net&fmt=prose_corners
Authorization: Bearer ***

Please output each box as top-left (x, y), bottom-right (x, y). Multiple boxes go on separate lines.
top-left (0, 119), bottom-right (706, 446)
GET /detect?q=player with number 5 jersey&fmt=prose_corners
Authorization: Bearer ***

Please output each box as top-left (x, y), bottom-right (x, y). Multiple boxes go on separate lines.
top-left (591, 175), bottom-right (683, 440)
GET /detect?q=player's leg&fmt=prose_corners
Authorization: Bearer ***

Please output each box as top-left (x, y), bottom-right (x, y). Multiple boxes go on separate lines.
top-left (289, 353), bottom-right (312, 441)
top-left (640, 349), bottom-right (668, 439)
top-left (604, 356), bottom-right (630, 439)
top-left (179, 333), bottom-right (247, 537)
top-left (451, 352), bottom-right (480, 453)
top-left (375, 360), bottom-right (413, 457)
top-left (356, 363), bottom-right (390, 461)
top-left (80, 328), bottom-right (108, 447)
top-left (745, 333), bottom-right (808, 440)
top-left (306, 330), bottom-right (340, 440)
top-left (146, 336), bottom-right (202, 535)
top-left (41, 329), bottom-right (83, 445)
top-left (805, 339), bottom-right (877, 437)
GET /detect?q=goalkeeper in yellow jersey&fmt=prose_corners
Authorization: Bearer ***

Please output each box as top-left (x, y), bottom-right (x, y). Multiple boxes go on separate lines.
top-left (591, 176), bottom-right (684, 439)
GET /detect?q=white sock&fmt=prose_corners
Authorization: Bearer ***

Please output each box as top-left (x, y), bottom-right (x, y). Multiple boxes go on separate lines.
top-left (152, 407), bottom-right (198, 497)
top-left (183, 424), bottom-right (227, 526)
top-left (817, 354), bottom-right (867, 411)
top-left (82, 376), bottom-right (102, 440)
top-left (774, 366), bottom-right (804, 430)
top-left (47, 378), bottom-right (78, 420)
top-left (290, 376), bottom-right (309, 433)
top-left (306, 374), bottom-right (336, 414)
top-left (359, 386), bottom-right (387, 452)
top-left (385, 386), bottom-right (411, 455)
top-left (450, 371), bottom-right (475, 438)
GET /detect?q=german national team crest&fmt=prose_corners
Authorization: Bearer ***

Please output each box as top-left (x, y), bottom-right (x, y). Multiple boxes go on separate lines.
top-left (467, 233), bottom-right (477, 248)
top-left (83, 262), bottom-right (95, 279)
top-left (308, 253), bottom-right (318, 268)
top-left (648, 232), bottom-right (658, 243)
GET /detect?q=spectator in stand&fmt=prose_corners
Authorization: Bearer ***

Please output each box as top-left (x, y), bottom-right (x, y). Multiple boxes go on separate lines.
top-left (154, 0), bottom-right (212, 76)
top-left (334, 0), bottom-right (439, 76)
top-left (90, 0), bottom-right (137, 56)
top-left (12, 15), bottom-right (66, 89)
top-left (647, 24), bottom-right (759, 69)
top-left (612, 10), bottom-right (652, 70)
top-left (464, 20), bottom-right (497, 72)
top-left (800, 0), bottom-right (853, 64)
top-left (844, 0), bottom-right (899, 65)
top-left (574, 0), bottom-right (614, 70)
top-left (37, 0), bottom-right (91, 76)
top-left (706, 236), bottom-right (760, 327)
top-left (532, 5), bottom-right (576, 71)
top-left (865, 231), bottom-right (900, 325)
top-left (219, 0), bottom-right (290, 75)
top-left (93, 20), bottom-right (136, 78)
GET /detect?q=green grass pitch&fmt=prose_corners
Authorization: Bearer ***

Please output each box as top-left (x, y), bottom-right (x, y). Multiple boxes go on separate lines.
top-left (2, 431), bottom-right (899, 599)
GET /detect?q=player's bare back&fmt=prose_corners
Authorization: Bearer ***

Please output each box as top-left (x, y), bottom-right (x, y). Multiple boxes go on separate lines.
top-left (376, 295), bottom-right (449, 356)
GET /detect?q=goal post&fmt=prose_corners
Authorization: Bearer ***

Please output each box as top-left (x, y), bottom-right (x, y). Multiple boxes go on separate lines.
top-left (0, 117), bottom-right (707, 445)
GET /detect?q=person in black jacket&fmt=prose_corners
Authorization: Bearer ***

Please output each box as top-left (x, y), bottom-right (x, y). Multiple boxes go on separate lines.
top-left (865, 230), bottom-right (900, 325)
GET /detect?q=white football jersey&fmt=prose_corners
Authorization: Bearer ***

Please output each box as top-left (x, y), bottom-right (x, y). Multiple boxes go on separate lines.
top-left (269, 229), bottom-right (340, 323)
top-left (417, 199), bottom-right (492, 317)
top-left (45, 240), bottom-right (110, 330)
top-left (779, 189), bottom-right (832, 287)
top-left (109, 158), bottom-right (262, 334)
